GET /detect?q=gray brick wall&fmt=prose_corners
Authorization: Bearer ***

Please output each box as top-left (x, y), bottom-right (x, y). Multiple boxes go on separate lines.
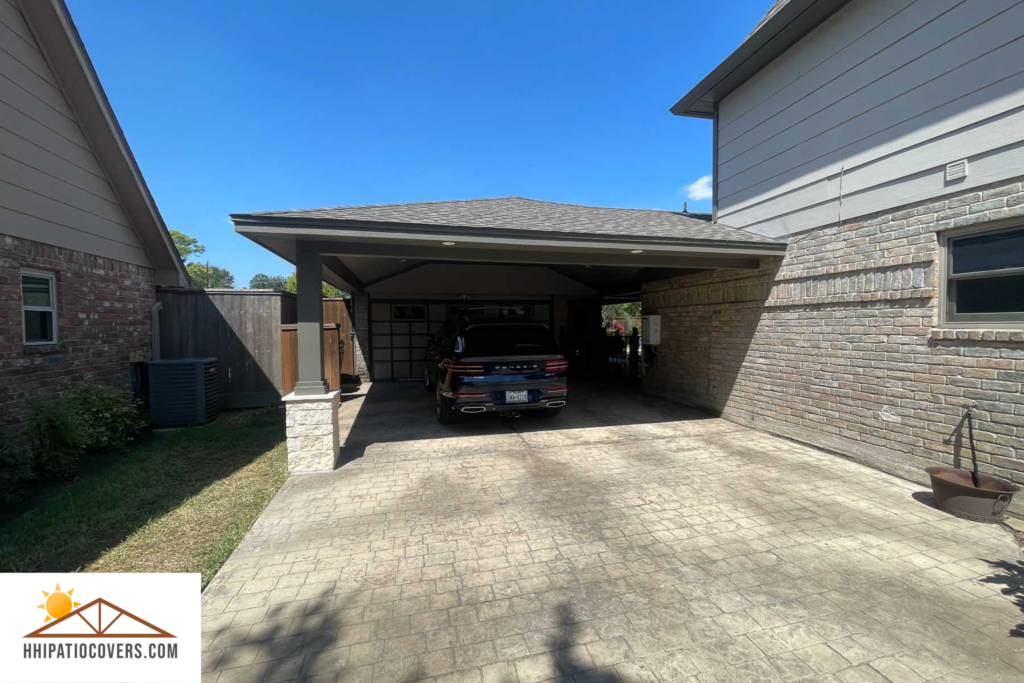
top-left (642, 179), bottom-right (1024, 504)
top-left (352, 292), bottom-right (371, 381)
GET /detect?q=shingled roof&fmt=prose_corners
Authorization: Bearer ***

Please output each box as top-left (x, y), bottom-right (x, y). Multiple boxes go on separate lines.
top-left (232, 196), bottom-right (778, 245)
top-left (746, 0), bottom-right (791, 42)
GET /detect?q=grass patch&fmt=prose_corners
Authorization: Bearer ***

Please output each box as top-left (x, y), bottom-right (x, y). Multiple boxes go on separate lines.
top-left (0, 409), bottom-right (287, 588)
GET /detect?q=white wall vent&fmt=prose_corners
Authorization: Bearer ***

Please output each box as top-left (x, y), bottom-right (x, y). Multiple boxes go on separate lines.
top-left (946, 159), bottom-right (968, 182)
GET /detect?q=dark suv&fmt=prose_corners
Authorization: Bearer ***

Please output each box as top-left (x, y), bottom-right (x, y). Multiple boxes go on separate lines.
top-left (425, 311), bottom-right (567, 424)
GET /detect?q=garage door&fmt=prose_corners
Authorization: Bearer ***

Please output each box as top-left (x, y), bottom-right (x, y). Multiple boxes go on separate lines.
top-left (370, 300), bottom-right (552, 380)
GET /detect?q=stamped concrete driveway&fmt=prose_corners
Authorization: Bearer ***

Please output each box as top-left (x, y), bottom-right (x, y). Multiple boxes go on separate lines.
top-left (201, 382), bottom-right (1024, 683)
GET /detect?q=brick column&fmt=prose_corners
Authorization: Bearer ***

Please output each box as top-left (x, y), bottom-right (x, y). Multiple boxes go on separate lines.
top-left (351, 292), bottom-right (371, 381)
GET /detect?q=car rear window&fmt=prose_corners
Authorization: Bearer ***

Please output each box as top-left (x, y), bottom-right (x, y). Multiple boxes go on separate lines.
top-left (462, 324), bottom-right (558, 356)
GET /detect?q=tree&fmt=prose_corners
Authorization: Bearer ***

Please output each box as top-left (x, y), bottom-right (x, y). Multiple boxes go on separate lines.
top-left (187, 261), bottom-right (235, 288)
top-left (170, 230), bottom-right (205, 261)
top-left (249, 273), bottom-right (288, 290)
top-left (322, 282), bottom-right (346, 298)
top-left (172, 230), bottom-right (234, 288)
top-left (285, 271), bottom-right (350, 299)
top-left (602, 302), bottom-right (641, 328)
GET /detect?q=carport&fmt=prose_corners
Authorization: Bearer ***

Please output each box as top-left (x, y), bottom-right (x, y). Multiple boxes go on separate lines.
top-left (230, 196), bottom-right (785, 471)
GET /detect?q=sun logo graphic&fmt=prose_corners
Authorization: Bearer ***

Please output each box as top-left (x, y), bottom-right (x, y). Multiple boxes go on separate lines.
top-left (37, 584), bottom-right (81, 623)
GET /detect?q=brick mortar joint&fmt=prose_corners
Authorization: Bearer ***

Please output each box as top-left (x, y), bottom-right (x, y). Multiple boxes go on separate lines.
top-left (773, 253), bottom-right (935, 282)
top-left (765, 288), bottom-right (936, 307)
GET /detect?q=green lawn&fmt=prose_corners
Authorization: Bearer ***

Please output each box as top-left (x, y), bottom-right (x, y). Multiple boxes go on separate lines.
top-left (0, 409), bottom-right (287, 588)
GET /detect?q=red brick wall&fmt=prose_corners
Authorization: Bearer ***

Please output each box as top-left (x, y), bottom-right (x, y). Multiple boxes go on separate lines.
top-left (0, 234), bottom-right (155, 447)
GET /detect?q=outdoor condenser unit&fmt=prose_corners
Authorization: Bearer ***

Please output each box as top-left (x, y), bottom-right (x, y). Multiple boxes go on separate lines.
top-left (147, 358), bottom-right (221, 428)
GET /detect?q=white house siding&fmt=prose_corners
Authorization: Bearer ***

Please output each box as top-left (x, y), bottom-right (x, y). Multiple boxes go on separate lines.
top-left (0, 0), bottom-right (151, 267)
top-left (716, 0), bottom-right (1024, 238)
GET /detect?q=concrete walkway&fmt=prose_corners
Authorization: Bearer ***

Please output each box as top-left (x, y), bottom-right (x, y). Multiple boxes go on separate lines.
top-left (201, 383), bottom-right (1024, 683)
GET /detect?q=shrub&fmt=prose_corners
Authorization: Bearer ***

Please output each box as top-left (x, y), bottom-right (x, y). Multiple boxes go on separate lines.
top-left (0, 433), bottom-right (33, 508)
top-left (30, 385), bottom-right (148, 481)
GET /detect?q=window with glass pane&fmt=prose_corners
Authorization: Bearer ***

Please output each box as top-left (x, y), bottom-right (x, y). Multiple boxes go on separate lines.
top-left (946, 226), bottom-right (1024, 323)
top-left (22, 271), bottom-right (56, 344)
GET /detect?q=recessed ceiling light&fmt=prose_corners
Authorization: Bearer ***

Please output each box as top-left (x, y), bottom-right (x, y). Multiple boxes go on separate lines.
top-left (442, 241), bottom-right (456, 246)
top-left (631, 249), bottom-right (644, 254)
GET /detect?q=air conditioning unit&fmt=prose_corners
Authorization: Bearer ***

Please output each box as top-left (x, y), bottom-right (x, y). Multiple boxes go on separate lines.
top-left (147, 358), bottom-right (221, 428)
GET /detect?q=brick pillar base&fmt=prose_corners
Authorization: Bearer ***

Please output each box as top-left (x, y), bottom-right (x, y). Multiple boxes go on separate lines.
top-left (282, 391), bottom-right (340, 472)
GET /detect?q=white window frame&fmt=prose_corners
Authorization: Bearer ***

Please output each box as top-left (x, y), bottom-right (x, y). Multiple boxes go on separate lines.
top-left (21, 268), bottom-right (58, 345)
top-left (938, 219), bottom-right (1024, 327)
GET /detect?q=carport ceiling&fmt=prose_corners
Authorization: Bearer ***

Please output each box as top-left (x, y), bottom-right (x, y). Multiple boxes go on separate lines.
top-left (231, 197), bottom-right (785, 296)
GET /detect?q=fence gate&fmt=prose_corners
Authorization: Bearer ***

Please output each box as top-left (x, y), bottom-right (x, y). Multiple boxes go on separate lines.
top-left (280, 298), bottom-right (357, 394)
top-left (323, 298), bottom-right (355, 377)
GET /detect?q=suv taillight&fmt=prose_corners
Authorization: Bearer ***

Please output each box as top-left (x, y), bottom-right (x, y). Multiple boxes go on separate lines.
top-left (450, 362), bottom-right (484, 375)
top-left (545, 358), bottom-right (568, 373)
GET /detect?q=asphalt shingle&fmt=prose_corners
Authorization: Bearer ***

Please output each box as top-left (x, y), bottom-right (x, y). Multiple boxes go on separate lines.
top-left (233, 197), bottom-right (778, 245)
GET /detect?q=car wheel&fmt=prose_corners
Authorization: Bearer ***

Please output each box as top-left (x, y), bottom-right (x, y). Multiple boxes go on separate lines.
top-left (546, 407), bottom-right (562, 417)
top-left (436, 382), bottom-right (457, 424)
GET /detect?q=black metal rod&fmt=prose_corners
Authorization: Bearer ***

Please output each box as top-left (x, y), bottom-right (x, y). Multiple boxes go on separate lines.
top-left (966, 407), bottom-right (980, 488)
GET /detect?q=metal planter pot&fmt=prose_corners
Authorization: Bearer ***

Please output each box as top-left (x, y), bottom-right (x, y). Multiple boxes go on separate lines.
top-left (924, 467), bottom-right (1020, 523)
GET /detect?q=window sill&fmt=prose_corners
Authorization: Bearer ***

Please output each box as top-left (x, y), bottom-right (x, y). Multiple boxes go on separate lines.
top-left (931, 329), bottom-right (1024, 342)
top-left (23, 342), bottom-right (65, 356)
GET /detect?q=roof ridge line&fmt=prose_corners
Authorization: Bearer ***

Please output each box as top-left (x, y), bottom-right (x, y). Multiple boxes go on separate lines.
top-left (241, 196), bottom-right (523, 216)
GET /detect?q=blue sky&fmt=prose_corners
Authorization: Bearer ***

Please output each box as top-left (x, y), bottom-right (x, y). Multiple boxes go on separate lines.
top-left (67, 0), bottom-right (770, 287)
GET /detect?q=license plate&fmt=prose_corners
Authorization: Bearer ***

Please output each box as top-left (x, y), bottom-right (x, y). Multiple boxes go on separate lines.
top-left (505, 390), bottom-right (528, 403)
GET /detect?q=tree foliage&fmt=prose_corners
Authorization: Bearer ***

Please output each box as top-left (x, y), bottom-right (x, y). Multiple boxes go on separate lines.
top-left (248, 273), bottom-right (288, 290)
top-left (602, 302), bottom-right (641, 327)
top-left (284, 271), bottom-right (348, 298)
top-left (170, 229), bottom-right (205, 261)
top-left (187, 262), bottom-right (235, 288)
top-left (172, 230), bottom-right (234, 288)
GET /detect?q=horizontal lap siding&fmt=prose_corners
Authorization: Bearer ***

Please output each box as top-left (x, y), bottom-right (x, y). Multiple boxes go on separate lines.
top-left (717, 0), bottom-right (1024, 238)
top-left (0, 0), bottom-right (151, 267)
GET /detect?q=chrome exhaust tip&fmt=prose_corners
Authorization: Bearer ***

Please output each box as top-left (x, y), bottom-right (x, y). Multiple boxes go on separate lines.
top-left (547, 401), bottom-right (566, 408)
top-left (460, 405), bottom-right (487, 414)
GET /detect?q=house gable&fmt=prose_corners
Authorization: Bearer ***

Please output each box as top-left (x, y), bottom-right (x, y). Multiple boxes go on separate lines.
top-left (2, 0), bottom-right (187, 285)
top-left (711, 0), bottom-right (1024, 238)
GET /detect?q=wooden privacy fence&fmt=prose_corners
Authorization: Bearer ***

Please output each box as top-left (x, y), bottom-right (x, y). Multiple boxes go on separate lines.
top-left (281, 324), bottom-right (343, 395)
top-left (156, 288), bottom-right (356, 407)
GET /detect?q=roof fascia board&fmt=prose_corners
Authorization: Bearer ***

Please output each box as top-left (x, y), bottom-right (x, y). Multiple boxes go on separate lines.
top-left (18, 0), bottom-right (189, 286)
top-left (232, 219), bottom-right (785, 255)
top-left (670, 0), bottom-right (852, 118)
top-left (238, 226), bottom-right (785, 258)
top-left (241, 234), bottom-right (764, 270)
top-left (237, 233), bottom-right (765, 273)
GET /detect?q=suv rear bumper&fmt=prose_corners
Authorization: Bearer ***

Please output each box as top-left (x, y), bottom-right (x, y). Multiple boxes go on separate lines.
top-left (454, 398), bottom-right (567, 414)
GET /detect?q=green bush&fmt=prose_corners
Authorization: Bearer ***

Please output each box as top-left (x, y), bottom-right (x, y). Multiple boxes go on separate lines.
top-left (0, 433), bottom-right (33, 508)
top-left (29, 385), bottom-right (148, 481)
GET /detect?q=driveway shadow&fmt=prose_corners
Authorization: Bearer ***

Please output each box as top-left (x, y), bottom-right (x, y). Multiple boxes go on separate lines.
top-left (979, 559), bottom-right (1024, 638)
top-left (335, 380), bottom-right (723, 468)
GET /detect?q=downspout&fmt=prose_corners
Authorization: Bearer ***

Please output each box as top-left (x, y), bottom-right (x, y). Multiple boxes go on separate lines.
top-left (150, 301), bottom-right (163, 360)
